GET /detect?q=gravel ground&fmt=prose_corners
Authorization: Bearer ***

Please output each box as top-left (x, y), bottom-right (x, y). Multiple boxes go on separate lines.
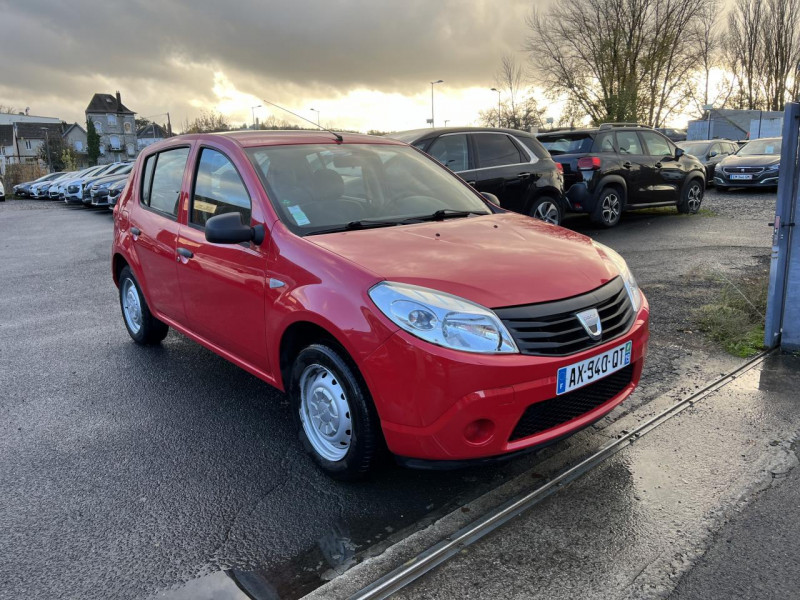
top-left (0, 187), bottom-right (777, 599)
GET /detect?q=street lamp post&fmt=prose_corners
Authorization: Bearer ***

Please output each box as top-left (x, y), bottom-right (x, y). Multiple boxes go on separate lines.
top-left (444, 120), bottom-right (450, 127)
top-left (310, 108), bottom-right (320, 126)
top-left (40, 127), bottom-right (52, 172)
top-left (430, 80), bottom-right (443, 127)
top-left (491, 88), bottom-right (501, 127)
top-left (703, 104), bottom-right (714, 139)
top-left (251, 104), bottom-right (262, 130)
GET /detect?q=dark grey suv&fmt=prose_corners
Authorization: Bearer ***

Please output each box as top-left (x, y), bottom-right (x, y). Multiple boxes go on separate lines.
top-left (389, 128), bottom-right (566, 225)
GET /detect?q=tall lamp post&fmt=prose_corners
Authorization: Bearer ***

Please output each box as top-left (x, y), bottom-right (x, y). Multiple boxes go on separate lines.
top-left (430, 80), bottom-right (443, 127)
top-left (40, 127), bottom-right (52, 172)
top-left (491, 88), bottom-right (501, 127)
top-left (309, 108), bottom-right (321, 126)
top-left (703, 103), bottom-right (714, 139)
top-left (251, 104), bottom-right (262, 130)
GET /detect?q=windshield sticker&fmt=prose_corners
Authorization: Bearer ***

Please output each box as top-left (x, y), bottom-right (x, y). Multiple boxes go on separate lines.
top-left (288, 205), bottom-right (311, 226)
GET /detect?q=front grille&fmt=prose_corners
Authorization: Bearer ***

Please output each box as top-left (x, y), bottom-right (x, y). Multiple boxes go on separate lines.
top-left (509, 364), bottom-right (634, 441)
top-left (495, 277), bottom-right (634, 357)
top-left (721, 166), bottom-right (764, 174)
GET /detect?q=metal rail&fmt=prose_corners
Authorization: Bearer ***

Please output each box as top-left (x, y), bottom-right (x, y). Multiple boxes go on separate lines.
top-left (349, 350), bottom-right (773, 600)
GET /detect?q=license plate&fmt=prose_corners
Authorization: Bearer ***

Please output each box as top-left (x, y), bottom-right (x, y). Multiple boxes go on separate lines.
top-left (556, 341), bottom-right (632, 395)
top-left (730, 173), bottom-right (752, 180)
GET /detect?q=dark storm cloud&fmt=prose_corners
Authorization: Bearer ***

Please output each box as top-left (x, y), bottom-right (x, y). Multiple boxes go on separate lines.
top-left (0, 0), bottom-right (533, 125)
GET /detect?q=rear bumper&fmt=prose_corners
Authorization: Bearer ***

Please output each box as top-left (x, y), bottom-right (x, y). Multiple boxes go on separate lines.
top-left (565, 181), bottom-right (596, 212)
top-left (364, 296), bottom-right (649, 462)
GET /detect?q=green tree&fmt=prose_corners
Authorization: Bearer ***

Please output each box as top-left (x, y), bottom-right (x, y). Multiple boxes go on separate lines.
top-left (61, 148), bottom-right (79, 171)
top-left (86, 119), bottom-right (100, 166)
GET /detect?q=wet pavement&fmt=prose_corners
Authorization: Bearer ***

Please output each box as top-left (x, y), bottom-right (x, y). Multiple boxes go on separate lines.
top-left (0, 190), bottom-right (776, 599)
top-left (308, 353), bottom-right (800, 599)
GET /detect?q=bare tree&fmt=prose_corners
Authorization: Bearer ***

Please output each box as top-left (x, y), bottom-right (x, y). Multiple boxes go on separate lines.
top-left (478, 55), bottom-right (546, 130)
top-left (181, 111), bottom-right (231, 134)
top-left (0, 104), bottom-right (16, 114)
top-left (726, 0), bottom-right (767, 109)
top-left (526, 0), bottom-right (715, 126)
top-left (764, 0), bottom-right (800, 110)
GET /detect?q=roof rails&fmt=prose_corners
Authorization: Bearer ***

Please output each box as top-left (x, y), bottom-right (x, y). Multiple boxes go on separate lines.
top-left (598, 122), bottom-right (652, 130)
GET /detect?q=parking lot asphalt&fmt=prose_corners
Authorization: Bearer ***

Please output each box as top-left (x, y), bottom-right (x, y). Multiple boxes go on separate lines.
top-left (0, 188), bottom-right (775, 600)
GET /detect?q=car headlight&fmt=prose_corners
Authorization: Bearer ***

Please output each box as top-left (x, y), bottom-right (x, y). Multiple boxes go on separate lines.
top-left (369, 282), bottom-right (518, 354)
top-left (766, 164), bottom-right (779, 171)
top-left (109, 188), bottom-right (121, 196)
top-left (592, 242), bottom-right (642, 312)
top-left (67, 184), bottom-right (79, 193)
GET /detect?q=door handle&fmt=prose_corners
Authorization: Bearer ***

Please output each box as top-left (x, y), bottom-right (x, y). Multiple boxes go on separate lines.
top-left (518, 172), bottom-right (531, 179)
top-left (622, 162), bottom-right (632, 169)
top-left (654, 162), bottom-right (662, 168)
top-left (176, 247), bottom-right (194, 260)
top-left (130, 226), bottom-right (141, 236)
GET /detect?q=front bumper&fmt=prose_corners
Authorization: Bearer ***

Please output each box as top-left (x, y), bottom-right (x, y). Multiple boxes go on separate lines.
top-left (363, 296), bottom-right (650, 462)
top-left (714, 171), bottom-right (779, 187)
top-left (64, 190), bottom-right (83, 203)
top-left (90, 190), bottom-right (113, 207)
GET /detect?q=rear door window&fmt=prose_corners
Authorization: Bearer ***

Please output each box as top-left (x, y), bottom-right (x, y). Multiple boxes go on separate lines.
top-left (427, 134), bottom-right (469, 172)
top-left (640, 131), bottom-right (673, 157)
top-left (473, 133), bottom-right (525, 168)
top-left (191, 148), bottom-right (251, 227)
top-left (594, 132), bottom-right (616, 153)
top-left (143, 147), bottom-right (191, 217)
top-left (616, 131), bottom-right (643, 155)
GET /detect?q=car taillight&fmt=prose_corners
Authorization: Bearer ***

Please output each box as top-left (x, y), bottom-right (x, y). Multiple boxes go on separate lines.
top-left (578, 156), bottom-right (602, 170)
top-left (555, 162), bottom-right (564, 174)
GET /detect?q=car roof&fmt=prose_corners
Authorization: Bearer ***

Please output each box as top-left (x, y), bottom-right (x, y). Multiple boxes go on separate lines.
top-left (172, 130), bottom-right (405, 149)
top-left (389, 127), bottom-right (538, 143)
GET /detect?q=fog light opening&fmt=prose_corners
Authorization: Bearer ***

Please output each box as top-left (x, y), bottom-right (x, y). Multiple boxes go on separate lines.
top-left (464, 419), bottom-right (495, 445)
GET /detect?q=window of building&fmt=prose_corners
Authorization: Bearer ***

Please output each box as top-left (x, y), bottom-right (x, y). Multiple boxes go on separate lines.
top-left (428, 134), bottom-right (469, 172)
top-left (191, 148), bottom-right (251, 227)
top-left (142, 147), bottom-right (190, 217)
top-left (123, 122), bottom-right (132, 134)
top-left (126, 143), bottom-right (135, 156)
top-left (473, 133), bottom-right (524, 168)
top-left (107, 114), bottom-right (117, 126)
top-left (24, 140), bottom-right (32, 150)
top-left (109, 136), bottom-right (121, 151)
top-left (99, 144), bottom-right (106, 155)
top-left (74, 140), bottom-right (84, 152)
top-left (0, 147), bottom-right (5, 155)
top-left (94, 121), bottom-right (102, 134)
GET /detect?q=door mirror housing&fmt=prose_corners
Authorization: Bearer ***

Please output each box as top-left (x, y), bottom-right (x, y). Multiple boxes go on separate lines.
top-left (674, 147), bottom-right (684, 159)
top-left (481, 192), bottom-right (500, 206)
top-left (205, 212), bottom-right (265, 245)
top-left (708, 150), bottom-right (718, 158)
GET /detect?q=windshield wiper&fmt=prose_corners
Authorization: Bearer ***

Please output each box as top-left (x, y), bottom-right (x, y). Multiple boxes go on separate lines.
top-left (307, 219), bottom-right (405, 235)
top-left (401, 209), bottom-right (488, 222)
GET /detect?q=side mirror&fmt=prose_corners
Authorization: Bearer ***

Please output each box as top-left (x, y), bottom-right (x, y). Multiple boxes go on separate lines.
top-left (674, 147), bottom-right (684, 159)
top-left (205, 212), bottom-right (265, 245)
top-left (708, 151), bottom-right (718, 158)
top-left (481, 192), bottom-right (500, 206)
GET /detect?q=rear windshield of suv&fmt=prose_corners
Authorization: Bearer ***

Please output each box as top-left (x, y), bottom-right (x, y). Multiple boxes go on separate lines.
top-left (537, 134), bottom-right (594, 156)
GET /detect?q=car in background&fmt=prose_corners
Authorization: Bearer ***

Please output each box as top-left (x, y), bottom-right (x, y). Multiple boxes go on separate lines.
top-left (63, 164), bottom-right (118, 204)
top-left (49, 170), bottom-right (83, 199)
top-left (112, 131), bottom-right (649, 479)
top-left (104, 177), bottom-right (128, 209)
top-left (714, 137), bottom-right (782, 191)
top-left (29, 172), bottom-right (67, 198)
top-left (90, 172), bottom-right (130, 208)
top-left (81, 162), bottom-right (132, 206)
top-left (13, 171), bottom-right (64, 198)
top-left (388, 127), bottom-right (566, 225)
top-left (537, 124), bottom-right (706, 227)
top-left (676, 139), bottom-right (739, 184)
top-left (656, 127), bottom-right (687, 142)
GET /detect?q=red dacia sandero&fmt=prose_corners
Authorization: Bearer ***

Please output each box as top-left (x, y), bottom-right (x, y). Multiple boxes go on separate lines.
top-left (112, 131), bottom-right (649, 480)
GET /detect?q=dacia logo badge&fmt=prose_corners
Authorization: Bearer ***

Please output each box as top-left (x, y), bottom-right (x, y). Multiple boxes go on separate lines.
top-left (576, 308), bottom-right (602, 340)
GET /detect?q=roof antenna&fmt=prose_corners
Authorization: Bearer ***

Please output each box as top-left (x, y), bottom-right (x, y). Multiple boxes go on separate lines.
top-left (261, 99), bottom-right (343, 142)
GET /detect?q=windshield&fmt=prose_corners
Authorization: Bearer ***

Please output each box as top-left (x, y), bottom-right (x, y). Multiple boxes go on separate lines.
top-left (677, 142), bottom-right (710, 156)
top-left (537, 134), bottom-right (594, 155)
top-left (246, 143), bottom-right (491, 235)
top-left (739, 139), bottom-right (782, 156)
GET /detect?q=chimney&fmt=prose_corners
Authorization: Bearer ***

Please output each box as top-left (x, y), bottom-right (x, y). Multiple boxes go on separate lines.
top-left (116, 91), bottom-right (122, 111)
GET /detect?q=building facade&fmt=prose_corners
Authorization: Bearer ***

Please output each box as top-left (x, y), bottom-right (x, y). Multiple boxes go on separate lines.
top-left (85, 92), bottom-right (137, 164)
top-left (0, 119), bottom-right (62, 176)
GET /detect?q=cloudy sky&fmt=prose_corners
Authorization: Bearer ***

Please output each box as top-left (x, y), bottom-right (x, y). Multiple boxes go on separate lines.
top-left (0, 0), bottom-right (544, 132)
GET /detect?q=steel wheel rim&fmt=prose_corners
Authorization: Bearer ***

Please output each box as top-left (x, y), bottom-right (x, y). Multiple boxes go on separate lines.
top-left (602, 193), bottom-right (620, 223)
top-left (687, 184), bottom-right (703, 211)
top-left (299, 364), bottom-right (352, 462)
top-left (122, 279), bottom-right (143, 334)
top-left (534, 201), bottom-right (560, 224)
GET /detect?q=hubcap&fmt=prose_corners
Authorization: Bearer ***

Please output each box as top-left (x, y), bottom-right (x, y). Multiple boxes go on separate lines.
top-left (687, 184), bottom-right (703, 211)
top-left (534, 201), bottom-right (560, 225)
top-left (602, 193), bottom-right (620, 224)
top-left (121, 278), bottom-right (142, 334)
top-left (299, 364), bottom-right (352, 462)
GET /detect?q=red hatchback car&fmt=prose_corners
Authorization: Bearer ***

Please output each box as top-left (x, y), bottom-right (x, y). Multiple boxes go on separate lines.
top-left (112, 131), bottom-right (649, 479)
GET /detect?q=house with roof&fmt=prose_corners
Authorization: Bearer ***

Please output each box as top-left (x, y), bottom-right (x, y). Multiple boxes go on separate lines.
top-left (0, 121), bottom-right (62, 176)
top-left (85, 92), bottom-right (137, 164)
top-left (137, 122), bottom-right (169, 150)
top-left (62, 123), bottom-right (88, 157)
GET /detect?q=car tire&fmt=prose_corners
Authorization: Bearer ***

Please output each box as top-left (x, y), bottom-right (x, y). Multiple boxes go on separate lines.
top-left (591, 186), bottom-right (623, 227)
top-left (118, 266), bottom-right (169, 345)
top-left (529, 196), bottom-right (563, 226)
top-left (290, 343), bottom-right (383, 481)
top-left (677, 178), bottom-right (704, 214)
